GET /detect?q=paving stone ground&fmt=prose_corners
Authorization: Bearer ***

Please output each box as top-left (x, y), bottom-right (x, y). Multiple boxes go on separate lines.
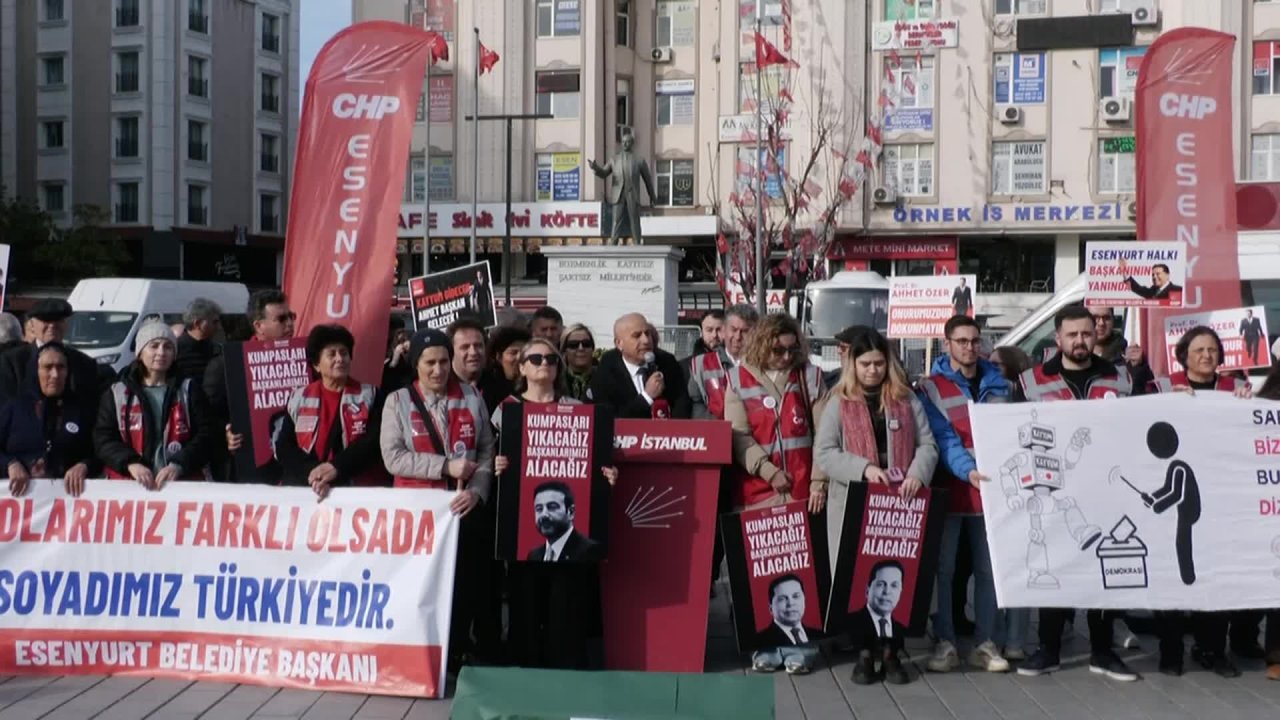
top-left (4, 583), bottom-right (1278, 719)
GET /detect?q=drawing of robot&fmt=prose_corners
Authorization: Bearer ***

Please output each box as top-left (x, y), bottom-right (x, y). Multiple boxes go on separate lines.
top-left (999, 412), bottom-right (1104, 589)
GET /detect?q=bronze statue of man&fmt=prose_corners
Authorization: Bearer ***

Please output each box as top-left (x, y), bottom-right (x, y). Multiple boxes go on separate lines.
top-left (589, 133), bottom-right (656, 246)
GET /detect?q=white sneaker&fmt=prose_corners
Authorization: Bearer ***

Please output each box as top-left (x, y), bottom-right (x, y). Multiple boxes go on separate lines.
top-left (969, 641), bottom-right (1011, 672)
top-left (926, 640), bottom-right (960, 673)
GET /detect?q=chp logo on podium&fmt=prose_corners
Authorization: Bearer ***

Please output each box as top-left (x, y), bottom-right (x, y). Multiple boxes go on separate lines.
top-left (888, 275), bottom-right (977, 338)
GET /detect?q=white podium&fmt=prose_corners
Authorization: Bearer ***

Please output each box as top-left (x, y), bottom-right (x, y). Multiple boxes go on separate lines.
top-left (542, 245), bottom-right (685, 345)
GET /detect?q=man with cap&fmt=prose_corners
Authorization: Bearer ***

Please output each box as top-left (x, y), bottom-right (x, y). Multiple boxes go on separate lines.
top-left (380, 328), bottom-right (498, 663)
top-left (0, 299), bottom-right (102, 408)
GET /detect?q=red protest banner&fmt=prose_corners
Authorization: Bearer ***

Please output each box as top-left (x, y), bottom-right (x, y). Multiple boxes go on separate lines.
top-left (222, 337), bottom-right (310, 482)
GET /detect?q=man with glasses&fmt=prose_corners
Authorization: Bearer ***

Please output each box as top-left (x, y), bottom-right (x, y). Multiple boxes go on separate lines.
top-left (206, 289), bottom-right (296, 482)
top-left (917, 315), bottom-right (1012, 675)
top-left (1091, 307), bottom-right (1153, 396)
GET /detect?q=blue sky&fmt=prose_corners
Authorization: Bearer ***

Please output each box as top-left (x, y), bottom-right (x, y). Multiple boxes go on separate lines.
top-left (299, 2), bottom-right (354, 107)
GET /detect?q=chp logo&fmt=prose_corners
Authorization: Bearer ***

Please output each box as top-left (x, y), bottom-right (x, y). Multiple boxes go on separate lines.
top-left (614, 433), bottom-right (710, 452)
top-left (332, 93), bottom-right (402, 120)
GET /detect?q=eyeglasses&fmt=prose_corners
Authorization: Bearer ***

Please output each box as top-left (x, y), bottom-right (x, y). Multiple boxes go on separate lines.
top-left (771, 345), bottom-right (803, 356)
top-left (564, 340), bottom-right (594, 351)
top-left (948, 337), bottom-right (981, 347)
top-left (523, 353), bottom-right (561, 367)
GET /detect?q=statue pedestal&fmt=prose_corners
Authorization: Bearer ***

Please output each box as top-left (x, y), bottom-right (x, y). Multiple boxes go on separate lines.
top-left (543, 246), bottom-right (685, 344)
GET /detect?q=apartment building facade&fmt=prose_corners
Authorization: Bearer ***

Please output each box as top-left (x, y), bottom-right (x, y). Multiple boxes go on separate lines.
top-left (0, 0), bottom-right (299, 286)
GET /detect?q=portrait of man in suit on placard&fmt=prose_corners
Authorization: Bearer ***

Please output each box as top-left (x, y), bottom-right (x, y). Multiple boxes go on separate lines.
top-left (854, 559), bottom-right (909, 652)
top-left (1118, 258), bottom-right (1181, 300)
top-left (526, 480), bottom-right (602, 562)
top-left (753, 574), bottom-right (822, 647)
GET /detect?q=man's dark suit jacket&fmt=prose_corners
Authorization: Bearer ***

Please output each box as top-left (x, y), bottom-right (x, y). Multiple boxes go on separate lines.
top-left (1241, 317), bottom-right (1264, 340)
top-left (588, 348), bottom-right (691, 420)
top-left (753, 621), bottom-right (822, 648)
top-left (1126, 278), bottom-right (1181, 300)
top-left (525, 529), bottom-right (603, 562)
top-left (851, 607), bottom-right (908, 651)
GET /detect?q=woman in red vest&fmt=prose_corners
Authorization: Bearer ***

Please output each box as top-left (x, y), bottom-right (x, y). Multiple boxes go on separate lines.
top-left (493, 337), bottom-right (618, 670)
top-left (722, 313), bottom-right (826, 675)
top-left (94, 320), bottom-right (214, 488)
top-left (275, 324), bottom-right (386, 497)
top-left (814, 326), bottom-right (938, 686)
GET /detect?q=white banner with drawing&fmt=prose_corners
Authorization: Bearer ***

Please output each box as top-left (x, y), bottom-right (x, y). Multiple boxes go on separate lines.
top-left (971, 393), bottom-right (1280, 610)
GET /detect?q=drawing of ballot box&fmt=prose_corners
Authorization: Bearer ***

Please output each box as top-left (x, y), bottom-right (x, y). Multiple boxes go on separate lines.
top-left (1096, 535), bottom-right (1150, 589)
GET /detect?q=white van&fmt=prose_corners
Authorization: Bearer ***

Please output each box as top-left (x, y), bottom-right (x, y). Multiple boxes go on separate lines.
top-left (995, 233), bottom-right (1280, 386)
top-left (65, 279), bottom-right (250, 371)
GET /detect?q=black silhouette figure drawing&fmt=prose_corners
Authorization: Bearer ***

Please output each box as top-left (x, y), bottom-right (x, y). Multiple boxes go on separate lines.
top-left (1109, 422), bottom-right (1199, 585)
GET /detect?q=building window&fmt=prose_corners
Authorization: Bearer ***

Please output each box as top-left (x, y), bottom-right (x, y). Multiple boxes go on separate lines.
top-left (961, 237), bottom-right (1056, 294)
top-left (42, 183), bottom-right (65, 214)
top-left (187, 119), bottom-right (207, 162)
top-left (260, 194), bottom-right (279, 233)
top-left (261, 133), bottom-right (280, 173)
top-left (994, 52), bottom-right (1046, 104)
top-left (536, 0), bottom-right (581, 38)
top-left (116, 51), bottom-right (140, 93)
top-left (616, 77), bottom-right (632, 140)
top-left (1097, 0), bottom-right (1121, 11)
top-left (885, 0), bottom-right (935, 20)
top-left (738, 63), bottom-right (785, 113)
top-left (994, 0), bottom-right (1046, 15)
top-left (41, 120), bottom-right (64, 149)
top-left (1097, 137), bottom-right (1136, 194)
top-left (41, 56), bottom-right (65, 86)
top-left (656, 82), bottom-right (695, 126)
top-left (188, 0), bottom-right (208, 34)
top-left (655, 159), bottom-right (695, 207)
top-left (615, 1), bottom-right (630, 47)
top-left (1100, 47), bottom-right (1146, 99)
top-left (115, 116), bottom-right (140, 158)
top-left (116, 0), bottom-right (139, 28)
top-left (188, 56), bottom-right (208, 98)
top-left (188, 184), bottom-right (207, 226)
top-left (882, 144), bottom-right (934, 196)
top-left (889, 55), bottom-right (934, 109)
top-left (42, 0), bottom-right (64, 22)
top-left (262, 13), bottom-right (281, 53)
top-left (115, 182), bottom-right (139, 223)
top-left (261, 73), bottom-right (280, 113)
top-left (1252, 134), bottom-right (1280, 181)
top-left (429, 155), bottom-right (454, 201)
top-left (1254, 42), bottom-right (1280, 95)
top-left (657, 0), bottom-right (696, 48)
top-left (736, 146), bottom-right (786, 199)
top-left (992, 140), bottom-right (1046, 195)
top-left (535, 71), bottom-right (581, 118)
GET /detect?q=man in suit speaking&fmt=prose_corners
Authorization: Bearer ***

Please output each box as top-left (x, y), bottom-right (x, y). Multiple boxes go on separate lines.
top-left (1119, 258), bottom-right (1181, 301)
top-left (852, 559), bottom-right (911, 685)
top-left (588, 313), bottom-right (691, 419)
top-left (527, 480), bottom-right (602, 562)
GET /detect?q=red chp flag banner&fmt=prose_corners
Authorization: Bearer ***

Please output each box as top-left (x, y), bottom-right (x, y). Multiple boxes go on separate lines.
top-left (284, 22), bottom-right (445, 385)
top-left (1136, 28), bottom-right (1240, 376)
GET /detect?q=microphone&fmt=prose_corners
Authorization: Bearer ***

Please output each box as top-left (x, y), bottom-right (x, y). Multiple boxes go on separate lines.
top-left (641, 351), bottom-right (657, 380)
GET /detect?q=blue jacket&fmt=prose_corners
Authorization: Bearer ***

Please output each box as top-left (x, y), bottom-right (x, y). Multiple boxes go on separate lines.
top-left (917, 356), bottom-right (1009, 480)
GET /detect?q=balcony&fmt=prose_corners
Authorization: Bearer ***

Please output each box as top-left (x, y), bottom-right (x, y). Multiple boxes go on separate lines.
top-left (189, 13), bottom-right (208, 34)
top-left (188, 142), bottom-right (208, 162)
top-left (188, 77), bottom-right (208, 98)
top-left (115, 6), bottom-right (139, 27)
top-left (260, 153), bottom-right (279, 173)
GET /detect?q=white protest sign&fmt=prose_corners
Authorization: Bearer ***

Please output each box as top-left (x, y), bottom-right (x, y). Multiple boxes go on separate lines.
top-left (888, 275), bottom-right (977, 338)
top-left (1085, 241), bottom-right (1186, 308)
top-left (972, 393), bottom-right (1280, 610)
top-left (1163, 305), bottom-right (1270, 373)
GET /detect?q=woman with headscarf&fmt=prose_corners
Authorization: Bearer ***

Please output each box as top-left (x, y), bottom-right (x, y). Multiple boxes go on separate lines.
top-left (94, 320), bottom-right (214, 488)
top-left (721, 313), bottom-right (827, 675)
top-left (560, 323), bottom-right (597, 402)
top-left (815, 326), bottom-right (937, 686)
top-left (492, 337), bottom-right (619, 670)
top-left (275, 324), bottom-right (387, 496)
top-left (480, 325), bottom-right (531, 419)
top-left (2, 342), bottom-right (99, 497)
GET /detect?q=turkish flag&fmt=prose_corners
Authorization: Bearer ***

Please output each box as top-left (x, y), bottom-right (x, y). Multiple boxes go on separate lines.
top-left (479, 42), bottom-right (500, 74)
top-left (754, 32), bottom-right (794, 69)
top-left (428, 32), bottom-right (449, 63)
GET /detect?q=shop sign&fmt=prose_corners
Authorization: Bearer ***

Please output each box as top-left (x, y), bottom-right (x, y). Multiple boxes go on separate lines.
top-left (886, 202), bottom-right (1128, 226)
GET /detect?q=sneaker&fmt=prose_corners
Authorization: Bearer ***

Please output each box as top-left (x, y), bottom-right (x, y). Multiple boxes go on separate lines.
top-left (751, 654), bottom-right (779, 673)
top-left (1266, 663), bottom-right (1280, 681)
top-left (926, 640), bottom-right (960, 673)
top-left (1004, 646), bottom-right (1027, 662)
top-left (969, 641), bottom-right (1011, 673)
top-left (1089, 651), bottom-right (1140, 682)
top-left (783, 657), bottom-right (812, 675)
top-left (1016, 648), bottom-right (1061, 677)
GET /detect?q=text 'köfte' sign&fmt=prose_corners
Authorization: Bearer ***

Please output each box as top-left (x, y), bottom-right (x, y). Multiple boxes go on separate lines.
top-left (0, 482), bottom-right (459, 697)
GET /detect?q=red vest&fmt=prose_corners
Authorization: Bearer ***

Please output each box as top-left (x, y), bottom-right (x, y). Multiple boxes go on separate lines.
top-left (917, 376), bottom-right (982, 514)
top-left (694, 351), bottom-right (734, 420)
top-left (733, 364), bottom-right (822, 507)
top-left (1150, 372), bottom-right (1246, 394)
top-left (286, 380), bottom-right (383, 487)
top-left (1020, 364), bottom-right (1132, 402)
top-left (106, 380), bottom-right (206, 480)
top-left (393, 378), bottom-right (480, 489)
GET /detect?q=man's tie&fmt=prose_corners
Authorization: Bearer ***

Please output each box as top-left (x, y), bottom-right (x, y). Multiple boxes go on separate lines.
top-left (790, 628), bottom-right (803, 645)
top-left (878, 618), bottom-right (889, 638)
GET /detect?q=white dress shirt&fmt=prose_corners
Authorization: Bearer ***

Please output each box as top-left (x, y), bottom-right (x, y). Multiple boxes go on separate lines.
top-left (778, 621), bottom-right (808, 644)
top-left (543, 526), bottom-right (573, 561)
top-left (622, 357), bottom-right (654, 405)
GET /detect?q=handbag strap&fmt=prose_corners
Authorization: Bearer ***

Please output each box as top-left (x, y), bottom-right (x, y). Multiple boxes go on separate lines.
top-left (407, 382), bottom-right (450, 459)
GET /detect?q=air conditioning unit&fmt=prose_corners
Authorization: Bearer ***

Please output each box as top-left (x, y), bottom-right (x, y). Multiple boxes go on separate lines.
top-left (872, 186), bottom-right (897, 205)
top-left (998, 105), bottom-right (1023, 124)
top-left (1100, 97), bottom-right (1131, 123)
top-left (651, 47), bottom-right (673, 63)
top-left (1127, 0), bottom-right (1159, 26)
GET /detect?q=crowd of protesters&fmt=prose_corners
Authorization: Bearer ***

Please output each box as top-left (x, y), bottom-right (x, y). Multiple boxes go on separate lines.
top-left (0, 290), bottom-right (1276, 686)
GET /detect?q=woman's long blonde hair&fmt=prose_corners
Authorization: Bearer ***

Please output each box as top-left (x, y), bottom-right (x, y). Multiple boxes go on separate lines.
top-left (835, 326), bottom-right (912, 408)
top-left (741, 314), bottom-right (809, 372)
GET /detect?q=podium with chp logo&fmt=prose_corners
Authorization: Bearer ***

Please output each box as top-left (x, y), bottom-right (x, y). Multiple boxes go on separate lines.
top-left (601, 418), bottom-right (731, 673)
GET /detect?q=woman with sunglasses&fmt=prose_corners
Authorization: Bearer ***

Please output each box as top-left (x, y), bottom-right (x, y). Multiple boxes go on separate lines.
top-left (560, 324), bottom-right (597, 401)
top-left (492, 338), bottom-right (619, 670)
top-left (721, 313), bottom-right (827, 675)
top-left (815, 326), bottom-right (937, 686)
